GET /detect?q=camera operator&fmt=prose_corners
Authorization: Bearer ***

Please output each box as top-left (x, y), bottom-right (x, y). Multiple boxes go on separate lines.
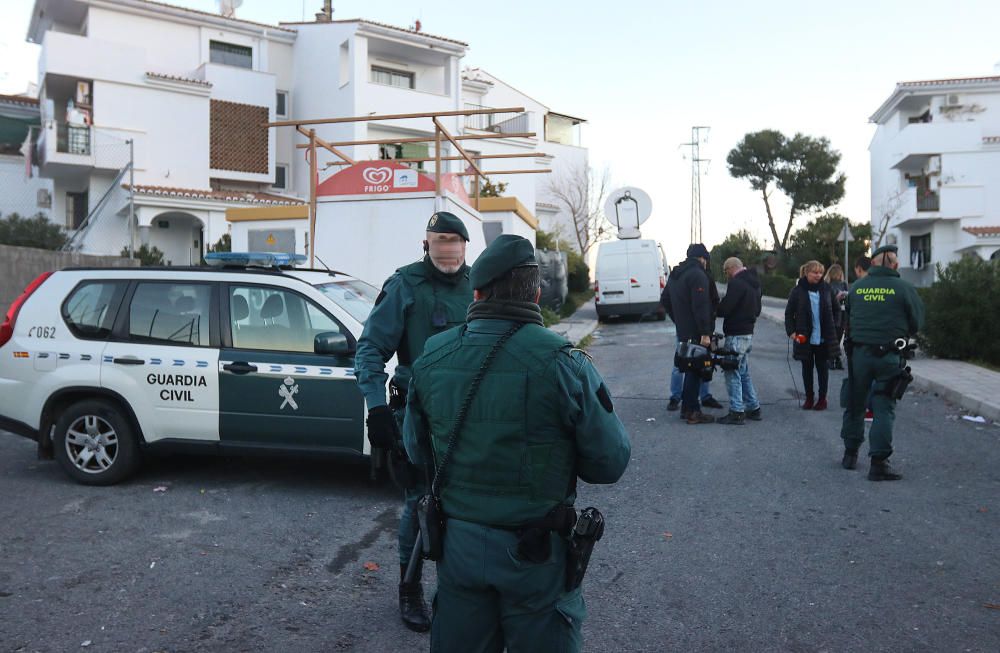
top-left (663, 244), bottom-right (716, 425)
top-left (839, 245), bottom-right (925, 481)
top-left (715, 257), bottom-right (762, 425)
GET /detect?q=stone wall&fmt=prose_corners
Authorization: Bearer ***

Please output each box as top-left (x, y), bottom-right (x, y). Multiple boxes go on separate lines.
top-left (0, 244), bottom-right (139, 309)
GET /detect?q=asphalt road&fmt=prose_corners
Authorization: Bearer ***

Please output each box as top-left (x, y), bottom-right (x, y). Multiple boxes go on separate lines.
top-left (1, 315), bottom-right (998, 652)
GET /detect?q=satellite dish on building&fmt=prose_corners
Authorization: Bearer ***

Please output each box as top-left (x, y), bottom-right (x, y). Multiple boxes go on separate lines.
top-left (217, 0), bottom-right (243, 18)
top-left (604, 187), bottom-right (652, 239)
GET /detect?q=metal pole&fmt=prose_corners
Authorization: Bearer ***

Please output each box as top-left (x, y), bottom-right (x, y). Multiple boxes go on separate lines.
top-left (309, 129), bottom-right (318, 268)
top-left (844, 215), bottom-right (849, 273)
top-left (128, 138), bottom-right (135, 259)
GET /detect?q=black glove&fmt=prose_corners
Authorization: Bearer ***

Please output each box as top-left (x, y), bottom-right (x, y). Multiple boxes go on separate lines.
top-left (366, 405), bottom-right (400, 450)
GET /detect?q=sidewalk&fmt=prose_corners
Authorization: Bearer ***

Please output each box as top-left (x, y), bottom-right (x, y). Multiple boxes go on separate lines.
top-left (757, 299), bottom-right (1000, 422)
top-left (548, 299), bottom-right (599, 346)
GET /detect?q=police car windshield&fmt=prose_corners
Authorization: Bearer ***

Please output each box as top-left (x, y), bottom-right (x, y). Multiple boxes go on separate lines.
top-left (314, 280), bottom-right (379, 323)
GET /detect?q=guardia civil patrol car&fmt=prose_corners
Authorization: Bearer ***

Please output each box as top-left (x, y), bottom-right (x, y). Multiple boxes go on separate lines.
top-left (0, 253), bottom-right (390, 485)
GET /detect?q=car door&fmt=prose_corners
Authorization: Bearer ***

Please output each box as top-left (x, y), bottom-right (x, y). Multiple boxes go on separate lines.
top-left (218, 282), bottom-right (364, 454)
top-left (101, 279), bottom-right (221, 443)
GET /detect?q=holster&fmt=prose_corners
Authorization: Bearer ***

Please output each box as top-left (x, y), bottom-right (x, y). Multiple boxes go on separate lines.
top-left (565, 507), bottom-right (605, 592)
top-left (515, 504), bottom-right (578, 564)
top-left (875, 365), bottom-right (913, 401)
top-left (388, 381), bottom-right (406, 411)
top-left (416, 494), bottom-right (445, 561)
top-left (387, 446), bottom-right (419, 490)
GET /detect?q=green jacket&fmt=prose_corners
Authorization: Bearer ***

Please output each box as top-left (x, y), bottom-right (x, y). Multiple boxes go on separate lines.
top-left (354, 259), bottom-right (473, 408)
top-left (846, 266), bottom-right (925, 345)
top-left (403, 317), bottom-right (631, 527)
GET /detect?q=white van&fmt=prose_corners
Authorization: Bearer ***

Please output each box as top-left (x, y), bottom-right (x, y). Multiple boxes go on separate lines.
top-left (594, 239), bottom-right (667, 321)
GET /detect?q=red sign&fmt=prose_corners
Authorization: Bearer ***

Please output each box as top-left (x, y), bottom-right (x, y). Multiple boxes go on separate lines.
top-left (316, 161), bottom-right (436, 197)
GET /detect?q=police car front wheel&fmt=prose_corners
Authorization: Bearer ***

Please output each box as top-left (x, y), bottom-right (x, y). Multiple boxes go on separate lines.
top-left (53, 400), bottom-right (141, 486)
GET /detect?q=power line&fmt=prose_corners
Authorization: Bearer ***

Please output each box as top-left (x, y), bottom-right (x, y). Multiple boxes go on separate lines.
top-left (680, 126), bottom-right (710, 243)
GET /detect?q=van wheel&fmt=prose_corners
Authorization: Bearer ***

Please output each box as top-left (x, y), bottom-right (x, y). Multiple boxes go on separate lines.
top-left (53, 400), bottom-right (141, 486)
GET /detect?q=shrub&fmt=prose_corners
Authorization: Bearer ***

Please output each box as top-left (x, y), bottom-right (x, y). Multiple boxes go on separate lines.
top-left (760, 273), bottom-right (796, 299)
top-left (566, 249), bottom-right (591, 293)
top-left (921, 257), bottom-right (1000, 365)
top-left (120, 243), bottom-right (165, 267)
top-left (0, 212), bottom-right (68, 250)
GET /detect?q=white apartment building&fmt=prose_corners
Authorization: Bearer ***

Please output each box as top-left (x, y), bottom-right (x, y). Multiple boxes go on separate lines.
top-left (869, 71), bottom-right (1000, 286)
top-left (0, 93), bottom-right (53, 221)
top-left (24, 0), bottom-right (589, 264)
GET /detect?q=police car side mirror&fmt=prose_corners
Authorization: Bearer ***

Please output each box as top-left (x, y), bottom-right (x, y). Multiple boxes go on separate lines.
top-left (314, 332), bottom-right (354, 356)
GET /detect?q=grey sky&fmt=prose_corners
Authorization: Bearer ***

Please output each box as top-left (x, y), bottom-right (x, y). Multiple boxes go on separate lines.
top-left (3, 0), bottom-right (999, 263)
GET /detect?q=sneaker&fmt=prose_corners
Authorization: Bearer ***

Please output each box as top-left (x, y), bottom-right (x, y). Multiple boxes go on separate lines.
top-left (868, 458), bottom-right (902, 482)
top-left (864, 409), bottom-right (874, 422)
top-left (667, 398), bottom-right (681, 412)
top-left (746, 407), bottom-right (762, 421)
top-left (813, 397), bottom-right (828, 411)
top-left (718, 411), bottom-right (745, 425)
top-left (686, 411), bottom-right (715, 425)
top-left (701, 396), bottom-right (724, 409)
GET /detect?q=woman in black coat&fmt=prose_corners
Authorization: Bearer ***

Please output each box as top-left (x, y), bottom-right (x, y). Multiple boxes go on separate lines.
top-left (784, 260), bottom-right (840, 410)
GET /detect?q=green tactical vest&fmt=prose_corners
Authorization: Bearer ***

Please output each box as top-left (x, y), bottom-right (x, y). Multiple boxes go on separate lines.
top-left (393, 260), bottom-right (472, 389)
top-left (414, 320), bottom-right (577, 527)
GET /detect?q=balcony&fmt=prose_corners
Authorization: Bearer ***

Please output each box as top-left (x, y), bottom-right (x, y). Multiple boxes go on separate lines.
top-left (888, 121), bottom-right (982, 170)
top-left (39, 31), bottom-right (144, 84)
top-left (464, 104), bottom-right (530, 135)
top-left (916, 190), bottom-right (939, 212)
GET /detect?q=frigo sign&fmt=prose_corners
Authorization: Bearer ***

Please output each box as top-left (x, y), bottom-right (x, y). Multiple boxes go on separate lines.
top-left (319, 161), bottom-right (435, 197)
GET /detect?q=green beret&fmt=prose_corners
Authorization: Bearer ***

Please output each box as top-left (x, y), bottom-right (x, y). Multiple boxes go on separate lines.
top-left (871, 244), bottom-right (898, 258)
top-left (426, 211), bottom-right (469, 241)
top-left (470, 234), bottom-right (537, 289)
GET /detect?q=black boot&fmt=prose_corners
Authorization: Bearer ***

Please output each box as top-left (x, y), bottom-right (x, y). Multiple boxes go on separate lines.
top-left (841, 448), bottom-right (858, 470)
top-left (718, 411), bottom-right (745, 425)
top-left (746, 407), bottom-right (762, 421)
top-left (868, 458), bottom-right (902, 481)
top-left (667, 398), bottom-right (681, 411)
top-left (399, 565), bottom-right (430, 632)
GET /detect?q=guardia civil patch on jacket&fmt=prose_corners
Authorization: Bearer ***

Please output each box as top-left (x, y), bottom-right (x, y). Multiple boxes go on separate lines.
top-left (597, 383), bottom-right (614, 413)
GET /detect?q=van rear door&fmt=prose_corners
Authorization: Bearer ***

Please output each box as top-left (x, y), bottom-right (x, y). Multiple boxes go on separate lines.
top-left (628, 246), bottom-right (661, 305)
top-left (598, 250), bottom-right (631, 306)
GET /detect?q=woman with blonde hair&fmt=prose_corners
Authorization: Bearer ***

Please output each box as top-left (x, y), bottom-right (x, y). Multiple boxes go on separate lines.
top-left (825, 264), bottom-right (848, 370)
top-left (784, 261), bottom-right (840, 409)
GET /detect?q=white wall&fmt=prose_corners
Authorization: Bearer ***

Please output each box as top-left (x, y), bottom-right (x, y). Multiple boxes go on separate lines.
top-left (0, 156), bottom-right (52, 221)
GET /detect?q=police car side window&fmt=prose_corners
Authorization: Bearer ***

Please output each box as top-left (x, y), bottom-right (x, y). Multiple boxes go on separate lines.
top-left (62, 281), bottom-right (127, 339)
top-left (128, 283), bottom-right (211, 347)
top-left (229, 286), bottom-right (343, 353)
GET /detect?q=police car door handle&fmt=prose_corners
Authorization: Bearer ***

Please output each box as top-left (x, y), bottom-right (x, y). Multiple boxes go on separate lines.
top-left (112, 357), bottom-right (145, 366)
top-left (223, 361), bottom-right (258, 375)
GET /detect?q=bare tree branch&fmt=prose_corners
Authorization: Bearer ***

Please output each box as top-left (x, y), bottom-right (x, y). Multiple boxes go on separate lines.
top-left (546, 163), bottom-right (612, 254)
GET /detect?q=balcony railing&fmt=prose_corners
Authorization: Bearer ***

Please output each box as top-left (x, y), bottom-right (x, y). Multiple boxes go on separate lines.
top-left (56, 122), bottom-right (91, 155)
top-left (464, 103), bottom-right (530, 135)
top-left (916, 191), bottom-right (939, 212)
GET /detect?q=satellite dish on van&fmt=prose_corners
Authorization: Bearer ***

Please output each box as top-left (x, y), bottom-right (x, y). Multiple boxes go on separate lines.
top-left (604, 187), bottom-right (652, 240)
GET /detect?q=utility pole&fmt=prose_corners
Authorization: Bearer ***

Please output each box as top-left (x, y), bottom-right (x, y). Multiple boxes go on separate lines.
top-left (127, 138), bottom-right (135, 259)
top-left (681, 126), bottom-right (710, 243)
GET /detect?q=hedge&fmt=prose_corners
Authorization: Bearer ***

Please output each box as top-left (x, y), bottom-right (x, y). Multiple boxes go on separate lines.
top-left (920, 257), bottom-right (1000, 366)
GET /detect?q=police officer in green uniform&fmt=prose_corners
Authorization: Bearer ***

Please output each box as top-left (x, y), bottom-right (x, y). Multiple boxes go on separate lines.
top-left (403, 235), bottom-right (631, 652)
top-left (354, 211), bottom-right (474, 631)
top-left (840, 244), bottom-right (925, 481)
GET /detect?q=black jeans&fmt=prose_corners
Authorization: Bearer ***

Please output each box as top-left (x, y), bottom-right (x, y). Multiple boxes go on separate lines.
top-left (801, 344), bottom-right (829, 397)
top-left (681, 370), bottom-right (703, 413)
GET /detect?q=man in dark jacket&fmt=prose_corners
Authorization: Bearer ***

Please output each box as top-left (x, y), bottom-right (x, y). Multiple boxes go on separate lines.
top-left (715, 257), bottom-right (762, 425)
top-left (663, 243), bottom-right (716, 424)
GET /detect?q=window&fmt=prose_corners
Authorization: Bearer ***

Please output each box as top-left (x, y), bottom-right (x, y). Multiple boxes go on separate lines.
top-left (910, 234), bottom-right (932, 269)
top-left (378, 142), bottom-right (428, 171)
top-left (209, 40), bottom-right (252, 69)
top-left (273, 164), bottom-right (288, 190)
top-left (276, 90), bottom-right (288, 117)
top-left (314, 280), bottom-right (380, 324)
top-left (371, 65), bottom-right (414, 89)
top-left (129, 283), bottom-right (212, 347)
top-left (229, 286), bottom-right (343, 353)
top-left (61, 281), bottom-right (126, 339)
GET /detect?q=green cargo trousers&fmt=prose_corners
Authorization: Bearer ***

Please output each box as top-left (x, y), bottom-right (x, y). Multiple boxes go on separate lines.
top-left (840, 348), bottom-right (901, 459)
top-left (431, 518), bottom-right (585, 653)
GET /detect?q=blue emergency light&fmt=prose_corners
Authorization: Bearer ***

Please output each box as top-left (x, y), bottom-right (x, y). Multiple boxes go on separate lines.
top-left (204, 252), bottom-right (307, 268)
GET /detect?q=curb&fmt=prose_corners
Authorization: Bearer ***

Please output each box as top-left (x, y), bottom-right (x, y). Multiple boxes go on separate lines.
top-left (758, 307), bottom-right (1000, 422)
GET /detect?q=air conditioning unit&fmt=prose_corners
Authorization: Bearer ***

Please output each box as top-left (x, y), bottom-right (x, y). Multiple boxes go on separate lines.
top-left (36, 189), bottom-right (51, 208)
top-left (946, 94), bottom-right (962, 106)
